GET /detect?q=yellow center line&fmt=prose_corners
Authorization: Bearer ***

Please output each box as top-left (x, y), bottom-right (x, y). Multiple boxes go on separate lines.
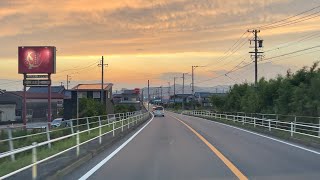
top-left (171, 115), bottom-right (248, 180)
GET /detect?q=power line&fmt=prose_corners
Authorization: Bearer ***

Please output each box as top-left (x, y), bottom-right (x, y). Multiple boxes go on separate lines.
top-left (263, 45), bottom-right (320, 61)
top-left (264, 31), bottom-right (320, 53)
top-left (204, 32), bottom-right (249, 68)
top-left (259, 4), bottom-right (320, 29)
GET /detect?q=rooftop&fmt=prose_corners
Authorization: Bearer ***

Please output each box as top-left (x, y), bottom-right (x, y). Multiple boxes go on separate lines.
top-left (28, 86), bottom-right (65, 93)
top-left (72, 83), bottom-right (113, 91)
top-left (7, 91), bottom-right (64, 99)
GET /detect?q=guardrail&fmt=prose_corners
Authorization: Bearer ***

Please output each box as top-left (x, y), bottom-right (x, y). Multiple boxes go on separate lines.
top-left (0, 110), bottom-right (151, 179)
top-left (182, 110), bottom-right (320, 139)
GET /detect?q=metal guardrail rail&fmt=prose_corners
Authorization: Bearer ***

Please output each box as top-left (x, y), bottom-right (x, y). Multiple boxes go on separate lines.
top-left (0, 110), bottom-right (151, 179)
top-left (182, 110), bottom-right (320, 138)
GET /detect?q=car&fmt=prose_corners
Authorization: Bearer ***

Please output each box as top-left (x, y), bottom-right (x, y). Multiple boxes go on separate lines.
top-left (51, 118), bottom-right (70, 128)
top-left (153, 106), bottom-right (165, 117)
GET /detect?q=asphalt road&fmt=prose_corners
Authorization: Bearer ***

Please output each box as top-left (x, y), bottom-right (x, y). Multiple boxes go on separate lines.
top-left (65, 111), bottom-right (320, 180)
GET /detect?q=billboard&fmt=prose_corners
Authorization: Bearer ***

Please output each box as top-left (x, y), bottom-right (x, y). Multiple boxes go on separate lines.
top-left (18, 46), bottom-right (56, 74)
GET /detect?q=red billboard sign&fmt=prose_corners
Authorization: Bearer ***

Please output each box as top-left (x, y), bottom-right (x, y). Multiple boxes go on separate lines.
top-left (18, 46), bottom-right (56, 74)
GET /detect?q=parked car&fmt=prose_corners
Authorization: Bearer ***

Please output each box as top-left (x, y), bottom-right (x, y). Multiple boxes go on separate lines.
top-left (51, 118), bottom-right (70, 128)
top-left (153, 106), bottom-right (165, 117)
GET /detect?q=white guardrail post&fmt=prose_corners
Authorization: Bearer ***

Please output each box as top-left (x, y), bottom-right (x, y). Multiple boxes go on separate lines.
top-left (32, 142), bottom-right (37, 180)
top-left (86, 117), bottom-right (90, 134)
top-left (76, 130), bottom-right (80, 156)
top-left (268, 119), bottom-right (271, 131)
top-left (254, 117), bottom-right (256, 127)
top-left (121, 114), bottom-right (124, 132)
top-left (70, 120), bottom-right (74, 134)
top-left (318, 118), bottom-right (320, 137)
top-left (98, 116), bottom-right (102, 144)
top-left (290, 122), bottom-right (293, 137)
top-left (108, 115), bottom-right (110, 127)
top-left (7, 127), bottom-right (15, 161)
top-left (76, 118), bottom-right (79, 130)
top-left (128, 115), bottom-right (130, 129)
top-left (294, 116), bottom-right (297, 132)
top-left (112, 120), bottom-right (115, 137)
top-left (46, 124), bottom-right (51, 149)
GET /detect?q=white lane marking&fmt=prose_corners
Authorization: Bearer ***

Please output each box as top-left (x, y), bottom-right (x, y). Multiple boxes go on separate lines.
top-left (79, 113), bottom-right (154, 180)
top-left (178, 114), bottom-right (320, 155)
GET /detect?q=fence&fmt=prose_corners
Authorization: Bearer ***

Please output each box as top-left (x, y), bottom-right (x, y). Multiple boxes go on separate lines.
top-left (0, 110), bottom-right (151, 179)
top-left (182, 110), bottom-right (320, 139)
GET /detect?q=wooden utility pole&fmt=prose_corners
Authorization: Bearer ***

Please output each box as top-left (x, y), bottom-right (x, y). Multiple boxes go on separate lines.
top-left (148, 80), bottom-right (150, 111)
top-left (98, 56), bottom-right (108, 104)
top-left (182, 73), bottom-right (187, 110)
top-left (248, 29), bottom-right (263, 87)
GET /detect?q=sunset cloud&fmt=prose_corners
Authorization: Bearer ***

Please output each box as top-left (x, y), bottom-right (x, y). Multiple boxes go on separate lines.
top-left (1, 0), bottom-right (320, 90)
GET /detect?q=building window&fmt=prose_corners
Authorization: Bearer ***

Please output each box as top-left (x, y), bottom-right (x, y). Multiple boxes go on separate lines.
top-left (93, 92), bottom-right (101, 99)
top-left (77, 92), bottom-right (87, 98)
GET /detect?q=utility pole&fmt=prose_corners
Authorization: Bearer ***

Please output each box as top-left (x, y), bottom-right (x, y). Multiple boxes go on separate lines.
top-left (98, 56), bottom-right (108, 104)
top-left (141, 89), bottom-right (144, 108)
top-left (191, 66), bottom-right (204, 109)
top-left (173, 78), bottom-right (176, 103)
top-left (160, 86), bottom-right (163, 104)
top-left (182, 73), bottom-right (187, 110)
top-left (167, 82), bottom-right (171, 96)
top-left (248, 29), bottom-right (263, 87)
top-left (67, 75), bottom-right (71, 90)
top-left (148, 80), bottom-right (150, 111)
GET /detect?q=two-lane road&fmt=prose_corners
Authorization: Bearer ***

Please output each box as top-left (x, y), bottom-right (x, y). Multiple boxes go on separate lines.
top-left (65, 111), bottom-right (320, 180)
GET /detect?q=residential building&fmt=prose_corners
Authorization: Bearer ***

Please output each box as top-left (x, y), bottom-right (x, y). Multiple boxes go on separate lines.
top-left (194, 92), bottom-right (226, 107)
top-left (169, 94), bottom-right (193, 103)
top-left (63, 83), bottom-right (114, 119)
top-left (112, 88), bottom-right (142, 110)
top-left (0, 91), bottom-right (64, 124)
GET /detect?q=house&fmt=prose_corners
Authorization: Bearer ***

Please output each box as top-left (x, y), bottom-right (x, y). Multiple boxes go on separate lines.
top-left (194, 92), bottom-right (226, 107)
top-left (169, 94), bottom-right (193, 103)
top-left (112, 88), bottom-right (142, 110)
top-left (0, 91), bottom-right (64, 124)
top-left (28, 86), bottom-right (65, 94)
top-left (63, 83), bottom-right (114, 119)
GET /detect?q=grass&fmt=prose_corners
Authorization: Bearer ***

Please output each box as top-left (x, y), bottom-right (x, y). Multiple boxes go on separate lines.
top-left (190, 114), bottom-right (320, 145)
top-left (0, 115), bottom-right (148, 177)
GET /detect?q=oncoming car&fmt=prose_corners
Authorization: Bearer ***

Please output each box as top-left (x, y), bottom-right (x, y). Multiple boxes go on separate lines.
top-left (153, 106), bottom-right (165, 117)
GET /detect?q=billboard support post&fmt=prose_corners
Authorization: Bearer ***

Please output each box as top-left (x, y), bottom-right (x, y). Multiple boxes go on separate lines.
top-left (48, 73), bottom-right (52, 128)
top-left (23, 74), bottom-right (27, 128)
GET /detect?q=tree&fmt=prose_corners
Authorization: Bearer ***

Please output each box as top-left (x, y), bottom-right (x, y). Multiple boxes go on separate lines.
top-left (210, 62), bottom-right (320, 117)
top-left (210, 95), bottom-right (225, 112)
top-left (114, 104), bottom-right (137, 113)
top-left (79, 98), bottom-right (106, 117)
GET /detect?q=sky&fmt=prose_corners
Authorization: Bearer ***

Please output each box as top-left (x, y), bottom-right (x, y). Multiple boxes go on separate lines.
top-left (1, 0), bottom-right (320, 91)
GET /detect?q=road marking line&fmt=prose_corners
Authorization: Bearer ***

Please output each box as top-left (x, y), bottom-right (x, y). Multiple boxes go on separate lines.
top-left (171, 115), bottom-right (248, 180)
top-left (78, 113), bottom-right (154, 180)
top-left (187, 114), bottom-right (320, 155)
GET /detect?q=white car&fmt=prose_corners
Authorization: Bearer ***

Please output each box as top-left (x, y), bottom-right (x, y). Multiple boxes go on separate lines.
top-left (153, 106), bottom-right (165, 117)
top-left (51, 118), bottom-right (70, 128)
